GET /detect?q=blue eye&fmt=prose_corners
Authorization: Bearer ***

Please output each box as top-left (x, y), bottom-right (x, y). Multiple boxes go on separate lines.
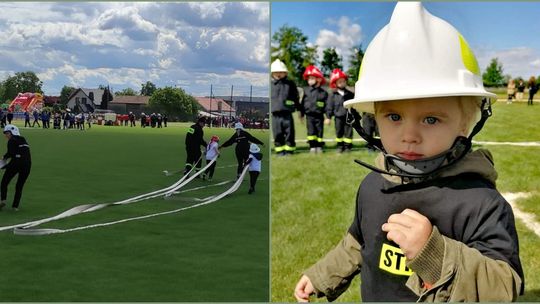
top-left (424, 117), bottom-right (438, 124)
top-left (388, 114), bottom-right (401, 122)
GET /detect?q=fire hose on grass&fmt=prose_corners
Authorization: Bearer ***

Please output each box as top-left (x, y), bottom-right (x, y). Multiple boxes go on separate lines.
top-left (0, 156), bottom-right (248, 235)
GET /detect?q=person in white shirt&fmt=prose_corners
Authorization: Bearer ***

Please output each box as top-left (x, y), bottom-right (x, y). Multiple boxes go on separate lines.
top-left (203, 135), bottom-right (220, 181)
top-left (244, 143), bottom-right (263, 194)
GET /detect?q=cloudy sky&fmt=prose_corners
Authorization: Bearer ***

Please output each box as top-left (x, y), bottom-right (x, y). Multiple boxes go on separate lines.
top-left (272, 2), bottom-right (540, 80)
top-left (0, 2), bottom-right (269, 97)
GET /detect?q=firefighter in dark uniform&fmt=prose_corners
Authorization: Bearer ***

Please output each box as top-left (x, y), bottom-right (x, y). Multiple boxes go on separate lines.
top-left (220, 122), bottom-right (264, 179)
top-left (271, 59), bottom-right (300, 155)
top-left (0, 125), bottom-right (31, 211)
top-left (326, 69), bottom-right (355, 153)
top-left (184, 117), bottom-right (207, 176)
top-left (300, 65), bottom-right (328, 153)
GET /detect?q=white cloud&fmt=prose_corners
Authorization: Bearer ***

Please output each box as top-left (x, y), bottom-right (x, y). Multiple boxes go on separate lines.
top-left (315, 16), bottom-right (363, 69)
top-left (188, 2), bottom-right (226, 20)
top-left (0, 2), bottom-right (268, 97)
top-left (476, 46), bottom-right (540, 78)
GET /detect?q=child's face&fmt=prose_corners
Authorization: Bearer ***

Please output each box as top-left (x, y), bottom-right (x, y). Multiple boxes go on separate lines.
top-left (375, 97), bottom-right (467, 160)
top-left (272, 72), bottom-right (287, 80)
top-left (335, 78), bottom-right (347, 88)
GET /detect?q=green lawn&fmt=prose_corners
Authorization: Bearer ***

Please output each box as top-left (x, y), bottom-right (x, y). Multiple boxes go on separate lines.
top-left (0, 122), bottom-right (269, 301)
top-left (271, 104), bottom-right (540, 302)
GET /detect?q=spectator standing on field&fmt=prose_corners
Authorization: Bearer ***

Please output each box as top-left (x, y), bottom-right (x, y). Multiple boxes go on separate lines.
top-left (507, 79), bottom-right (516, 104)
top-left (528, 76), bottom-right (537, 105)
top-left (6, 110), bottom-right (13, 125)
top-left (517, 80), bottom-right (525, 101)
top-left (24, 111), bottom-right (31, 128)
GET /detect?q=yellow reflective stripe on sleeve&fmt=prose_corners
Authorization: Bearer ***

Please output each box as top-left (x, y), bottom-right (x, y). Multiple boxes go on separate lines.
top-left (335, 138), bottom-right (344, 143)
top-left (307, 135), bottom-right (317, 141)
top-left (316, 101), bottom-right (325, 108)
top-left (459, 34), bottom-right (480, 76)
top-left (317, 137), bottom-right (324, 142)
top-left (379, 243), bottom-right (413, 276)
top-left (274, 146), bottom-right (285, 152)
top-left (187, 127), bottom-right (195, 134)
top-left (285, 100), bottom-right (295, 106)
top-left (343, 138), bottom-right (353, 144)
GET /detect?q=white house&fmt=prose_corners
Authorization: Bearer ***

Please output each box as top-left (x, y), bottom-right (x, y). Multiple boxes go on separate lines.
top-left (66, 88), bottom-right (107, 113)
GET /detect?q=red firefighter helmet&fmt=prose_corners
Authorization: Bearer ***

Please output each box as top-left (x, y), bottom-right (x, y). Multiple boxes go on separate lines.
top-left (211, 135), bottom-right (220, 142)
top-left (329, 68), bottom-right (348, 89)
top-left (303, 65), bottom-right (326, 85)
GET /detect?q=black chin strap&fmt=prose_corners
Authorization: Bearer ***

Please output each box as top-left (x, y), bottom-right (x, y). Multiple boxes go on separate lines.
top-left (349, 98), bottom-right (492, 181)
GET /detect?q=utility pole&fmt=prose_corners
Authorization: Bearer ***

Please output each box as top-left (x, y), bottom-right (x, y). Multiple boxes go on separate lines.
top-left (230, 85), bottom-right (234, 123)
top-left (209, 84), bottom-right (213, 128)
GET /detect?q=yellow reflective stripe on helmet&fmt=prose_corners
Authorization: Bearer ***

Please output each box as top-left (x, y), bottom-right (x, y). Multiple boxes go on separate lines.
top-left (317, 137), bottom-right (324, 142)
top-left (274, 146), bottom-right (285, 152)
top-left (307, 135), bottom-right (317, 141)
top-left (335, 137), bottom-right (344, 143)
top-left (459, 34), bottom-right (480, 76)
top-left (343, 138), bottom-right (353, 144)
top-left (283, 145), bottom-right (296, 151)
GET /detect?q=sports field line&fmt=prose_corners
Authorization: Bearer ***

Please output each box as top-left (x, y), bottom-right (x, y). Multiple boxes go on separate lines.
top-left (286, 139), bottom-right (540, 147)
top-left (502, 192), bottom-right (540, 238)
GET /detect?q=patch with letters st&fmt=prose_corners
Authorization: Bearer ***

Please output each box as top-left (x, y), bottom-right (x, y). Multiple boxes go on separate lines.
top-left (379, 243), bottom-right (414, 276)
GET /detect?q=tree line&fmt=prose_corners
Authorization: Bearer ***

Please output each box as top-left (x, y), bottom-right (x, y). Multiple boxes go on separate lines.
top-left (0, 72), bottom-right (198, 120)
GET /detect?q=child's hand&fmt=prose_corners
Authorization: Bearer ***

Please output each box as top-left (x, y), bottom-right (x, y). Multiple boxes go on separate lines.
top-left (294, 275), bottom-right (315, 302)
top-left (382, 208), bottom-right (432, 260)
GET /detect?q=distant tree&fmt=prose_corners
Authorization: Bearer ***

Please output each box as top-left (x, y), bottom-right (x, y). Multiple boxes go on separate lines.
top-left (0, 71), bottom-right (43, 102)
top-left (346, 45), bottom-right (365, 86)
top-left (271, 25), bottom-right (318, 85)
top-left (115, 88), bottom-right (138, 96)
top-left (140, 81), bottom-right (157, 96)
top-left (321, 47), bottom-right (343, 77)
top-left (100, 86), bottom-right (113, 110)
top-left (60, 85), bottom-right (76, 105)
top-left (149, 87), bottom-right (198, 121)
top-left (482, 58), bottom-right (505, 87)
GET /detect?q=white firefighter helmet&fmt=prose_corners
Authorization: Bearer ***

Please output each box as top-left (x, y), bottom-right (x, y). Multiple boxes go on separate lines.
top-left (234, 122), bottom-right (244, 130)
top-left (249, 143), bottom-right (260, 153)
top-left (3, 124), bottom-right (20, 136)
top-left (344, 2), bottom-right (496, 113)
top-left (271, 59), bottom-right (288, 73)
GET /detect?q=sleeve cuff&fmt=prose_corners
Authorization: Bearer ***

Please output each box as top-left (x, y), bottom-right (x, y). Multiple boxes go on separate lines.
top-left (407, 225), bottom-right (445, 285)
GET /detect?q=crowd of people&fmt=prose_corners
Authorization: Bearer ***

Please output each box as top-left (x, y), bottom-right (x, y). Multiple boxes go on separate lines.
top-left (271, 59), bottom-right (377, 156)
top-left (506, 77), bottom-right (538, 105)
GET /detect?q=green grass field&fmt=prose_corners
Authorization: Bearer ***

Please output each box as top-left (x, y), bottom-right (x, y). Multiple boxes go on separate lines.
top-left (0, 122), bottom-right (269, 301)
top-left (271, 102), bottom-right (540, 302)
